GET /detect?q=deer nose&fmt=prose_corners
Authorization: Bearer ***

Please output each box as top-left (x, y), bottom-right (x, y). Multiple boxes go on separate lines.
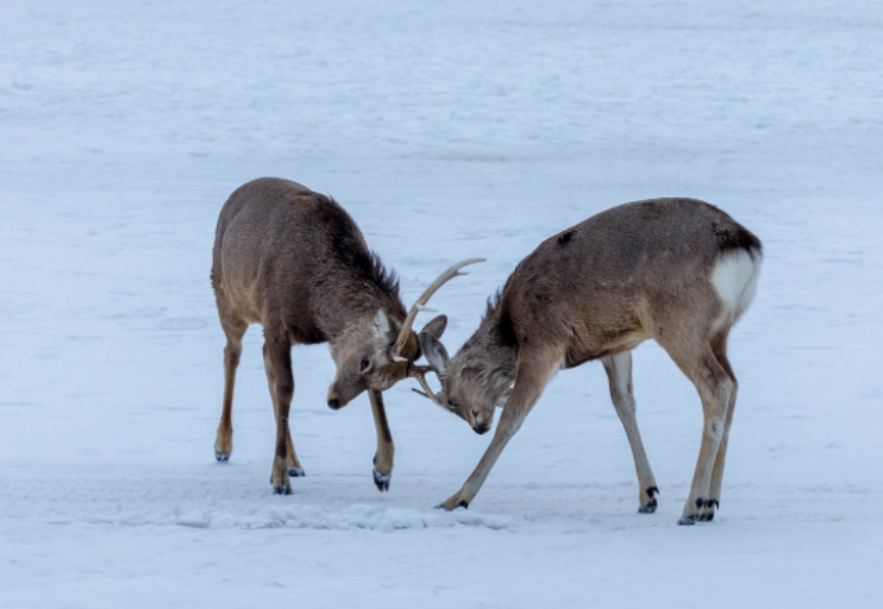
top-left (328, 398), bottom-right (341, 410)
top-left (473, 424), bottom-right (489, 435)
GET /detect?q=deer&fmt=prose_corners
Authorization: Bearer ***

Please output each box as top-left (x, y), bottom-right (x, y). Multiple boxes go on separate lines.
top-left (413, 197), bottom-right (762, 524)
top-left (211, 177), bottom-right (482, 495)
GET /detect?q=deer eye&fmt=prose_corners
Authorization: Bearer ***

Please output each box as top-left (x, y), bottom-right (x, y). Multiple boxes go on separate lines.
top-left (360, 358), bottom-right (371, 372)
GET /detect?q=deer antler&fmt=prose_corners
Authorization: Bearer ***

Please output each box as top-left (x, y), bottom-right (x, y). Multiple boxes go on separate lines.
top-left (392, 258), bottom-right (485, 360)
top-left (408, 365), bottom-right (447, 408)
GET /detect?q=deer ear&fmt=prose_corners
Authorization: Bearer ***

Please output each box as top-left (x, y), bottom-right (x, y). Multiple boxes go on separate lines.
top-left (374, 310), bottom-right (401, 341)
top-left (419, 333), bottom-right (450, 379)
top-left (418, 314), bottom-right (448, 341)
top-left (373, 310), bottom-right (392, 335)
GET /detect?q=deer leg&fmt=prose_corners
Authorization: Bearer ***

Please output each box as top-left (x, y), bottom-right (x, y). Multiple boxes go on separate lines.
top-left (703, 332), bottom-right (738, 521)
top-left (263, 343), bottom-right (304, 478)
top-left (265, 336), bottom-right (295, 495)
top-left (215, 317), bottom-right (247, 462)
top-left (601, 352), bottom-right (659, 514)
top-left (369, 390), bottom-right (394, 492)
top-left (664, 343), bottom-right (733, 525)
top-left (437, 348), bottom-right (560, 511)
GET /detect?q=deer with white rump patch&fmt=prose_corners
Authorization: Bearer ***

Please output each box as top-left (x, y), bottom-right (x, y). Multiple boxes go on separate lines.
top-left (414, 198), bottom-right (761, 524)
top-left (211, 177), bottom-right (482, 494)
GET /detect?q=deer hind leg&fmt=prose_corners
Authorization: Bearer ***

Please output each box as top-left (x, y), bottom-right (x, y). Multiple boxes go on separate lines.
top-left (263, 343), bottom-right (304, 478)
top-left (215, 315), bottom-right (247, 462)
top-left (265, 335), bottom-right (295, 495)
top-left (437, 346), bottom-right (561, 511)
top-left (601, 351), bottom-right (659, 514)
top-left (369, 390), bottom-right (394, 492)
top-left (662, 339), bottom-right (734, 525)
top-left (703, 330), bottom-right (738, 521)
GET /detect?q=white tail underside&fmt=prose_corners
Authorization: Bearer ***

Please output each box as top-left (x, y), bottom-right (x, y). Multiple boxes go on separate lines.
top-left (711, 249), bottom-right (762, 316)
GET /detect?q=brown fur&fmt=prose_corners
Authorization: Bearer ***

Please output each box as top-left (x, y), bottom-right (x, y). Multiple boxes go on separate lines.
top-left (421, 198), bottom-right (762, 523)
top-left (211, 177), bottom-right (438, 494)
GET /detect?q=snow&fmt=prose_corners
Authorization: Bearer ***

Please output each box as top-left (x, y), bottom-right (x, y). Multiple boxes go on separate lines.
top-left (1, 0), bottom-right (882, 606)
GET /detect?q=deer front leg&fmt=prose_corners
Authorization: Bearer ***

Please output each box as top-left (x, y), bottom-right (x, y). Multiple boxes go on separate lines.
top-left (369, 390), bottom-right (394, 492)
top-left (263, 343), bottom-right (304, 477)
top-left (266, 338), bottom-right (295, 495)
top-left (437, 349), bottom-right (558, 510)
top-left (215, 318), bottom-right (246, 461)
top-left (601, 352), bottom-right (659, 514)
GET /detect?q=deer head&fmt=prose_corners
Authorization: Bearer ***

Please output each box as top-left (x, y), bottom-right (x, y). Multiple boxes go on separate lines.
top-left (326, 258), bottom-right (484, 410)
top-left (411, 315), bottom-right (515, 434)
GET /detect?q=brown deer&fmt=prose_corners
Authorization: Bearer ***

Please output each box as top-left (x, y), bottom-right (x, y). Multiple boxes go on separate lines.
top-left (211, 177), bottom-right (482, 494)
top-left (414, 198), bottom-right (761, 524)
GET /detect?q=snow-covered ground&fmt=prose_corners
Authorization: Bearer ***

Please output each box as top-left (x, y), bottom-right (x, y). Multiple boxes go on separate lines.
top-left (2, 0), bottom-right (882, 606)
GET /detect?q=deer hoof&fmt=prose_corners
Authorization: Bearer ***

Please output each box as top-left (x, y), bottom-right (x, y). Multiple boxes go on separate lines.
top-left (637, 486), bottom-right (659, 513)
top-left (289, 468), bottom-right (305, 477)
top-left (272, 484), bottom-right (292, 495)
top-left (435, 498), bottom-right (469, 511)
top-left (373, 468), bottom-right (391, 492)
top-left (638, 500), bottom-right (657, 514)
top-left (677, 514), bottom-right (698, 526)
top-left (214, 449), bottom-right (231, 462)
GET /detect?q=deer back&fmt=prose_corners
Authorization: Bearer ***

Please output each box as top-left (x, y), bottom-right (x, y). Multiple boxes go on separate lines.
top-left (211, 177), bottom-right (406, 344)
top-left (497, 198), bottom-right (761, 367)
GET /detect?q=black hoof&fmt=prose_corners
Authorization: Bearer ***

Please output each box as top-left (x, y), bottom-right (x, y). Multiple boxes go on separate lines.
top-left (698, 512), bottom-right (715, 522)
top-left (373, 468), bottom-right (391, 492)
top-left (289, 468), bottom-right (305, 478)
top-left (677, 515), bottom-right (698, 526)
top-left (272, 484), bottom-right (292, 495)
top-left (638, 486), bottom-right (659, 513)
top-left (215, 450), bottom-right (230, 462)
top-left (638, 500), bottom-right (657, 514)
top-left (433, 501), bottom-right (467, 511)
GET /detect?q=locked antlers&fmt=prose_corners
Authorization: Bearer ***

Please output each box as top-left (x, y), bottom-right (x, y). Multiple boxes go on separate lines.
top-left (391, 258), bottom-right (485, 362)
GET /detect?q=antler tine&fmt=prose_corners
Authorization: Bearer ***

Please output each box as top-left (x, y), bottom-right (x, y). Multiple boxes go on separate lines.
top-left (392, 257), bottom-right (485, 358)
top-left (408, 365), bottom-right (446, 408)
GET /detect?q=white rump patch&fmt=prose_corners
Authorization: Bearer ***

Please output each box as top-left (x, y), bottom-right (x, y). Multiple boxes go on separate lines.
top-left (712, 250), bottom-right (762, 316)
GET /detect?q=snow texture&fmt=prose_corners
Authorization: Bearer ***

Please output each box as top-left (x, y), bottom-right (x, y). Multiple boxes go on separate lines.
top-left (1, 0), bottom-right (882, 607)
